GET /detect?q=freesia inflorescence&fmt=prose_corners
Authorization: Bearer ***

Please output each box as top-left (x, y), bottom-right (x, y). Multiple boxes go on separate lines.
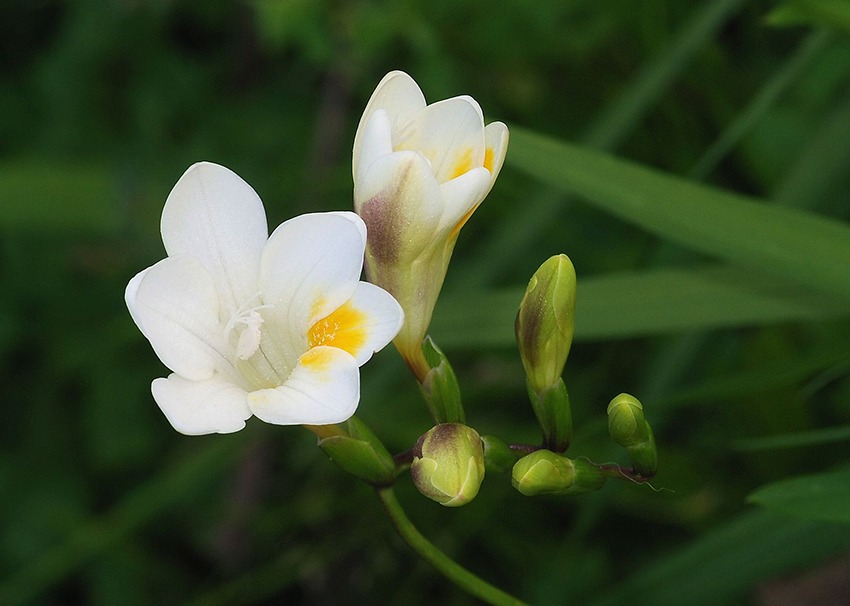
top-left (125, 72), bottom-right (658, 606)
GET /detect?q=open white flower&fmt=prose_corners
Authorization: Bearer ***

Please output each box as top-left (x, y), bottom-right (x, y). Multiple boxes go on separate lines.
top-left (352, 71), bottom-right (508, 375)
top-left (125, 162), bottom-right (404, 435)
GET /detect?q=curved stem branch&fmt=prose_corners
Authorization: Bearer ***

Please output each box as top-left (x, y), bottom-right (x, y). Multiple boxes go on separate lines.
top-left (375, 487), bottom-right (528, 606)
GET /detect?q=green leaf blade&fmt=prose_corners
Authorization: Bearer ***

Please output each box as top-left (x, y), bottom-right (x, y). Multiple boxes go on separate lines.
top-left (749, 467), bottom-right (850, 523)
top-left (433, 266), bottom-right (848, 348)
top-left (506, 127), bottom-right (850, 302)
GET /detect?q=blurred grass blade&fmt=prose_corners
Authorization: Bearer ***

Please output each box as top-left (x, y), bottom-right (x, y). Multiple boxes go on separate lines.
top-left (507, 127), bottom-right (850, 302)
top-left (768, 0), bottom-right (850, 33)
top-left (589, 510), bottom-right (850, 606)
top-left (0, 436), bottom-right (246, 606)
top-left (659, 344), bottom-right (849, 411)
top-left (584, 0), bottom-right (747, 149)
top-left (689, 29), bottom-right (831, 180)
top-left (736, 425), bottom-right (850, 451)
top-left (433, 265), bottom-right (848, 348)
top-left (464, 0), bottom-right (745, 288)
top-left (748, 467), bottom-right (850, 522)
top-left (0, 162), bottom-right (119, 234)
top-left (773, 91), bottom-right (850, 209)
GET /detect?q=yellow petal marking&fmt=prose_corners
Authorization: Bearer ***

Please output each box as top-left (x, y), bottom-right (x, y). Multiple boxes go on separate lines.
top-left (299, 346), bottom-right (334, 373)
top-left (307, 300), bottom-right (367, 357)
top-left (448, 147), bottom-right (495, 238)
top-left (309, 296), bottom-right (326, 322)
top-left (483, 147), bottom-right (494, 173)
top-left (449, 148), bottom-right (474, 180)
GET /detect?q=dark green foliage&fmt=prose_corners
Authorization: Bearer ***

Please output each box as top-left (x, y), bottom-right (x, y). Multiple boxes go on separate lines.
top-left (2, 1), bottom-right (850, 604)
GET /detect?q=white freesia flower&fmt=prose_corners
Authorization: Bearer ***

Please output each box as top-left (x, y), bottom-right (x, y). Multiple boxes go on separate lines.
top-left (352, 71), bottom-right (508, 376)
top-left (125, 162), bottom-right (404, 435)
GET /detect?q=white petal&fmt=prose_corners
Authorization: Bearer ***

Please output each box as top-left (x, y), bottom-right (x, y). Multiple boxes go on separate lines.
top-left (484, 121), bottom-right (509, 182)
top-left (247, 346), bottom-right (359, 425)
top-left (127, 255), bottom-right (228, 381)
top-left (161, 162), bottom-right (268, 313)
top-left (125, 266), bottom-right (151, 338)
top-left (259, 213), bottom-right (364, 334)
top-left (152, 373), bottom-right (251, 435)
top-left (353, 109), bottom-right (394, 186)
top-left (354, 71), bottom-right (426, 164)
top-left (437, 167), bottom-right (492, 234)
top-left (317, 281), bottom-right (404, 366)
top-left (323, 211), bottom-right (367, 249)
top-left (354, 151), bottom-right (443, 264)
top-left (396, 97), bottom-right (486, 184)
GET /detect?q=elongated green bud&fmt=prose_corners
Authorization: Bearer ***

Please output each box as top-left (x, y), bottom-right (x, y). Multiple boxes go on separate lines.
top-left (511, 450), bottom-right (606, 496)
top-left (607, 393), bottom-right (658, 477)
top-left (516, 255), bottom-right (576, 450)
top-left (317, 417), bottom-right (397, 487)
top-left (411, 423), bottom-right (485, 507)
top-left (515, 254), bottom-right (576, 394)
top-left (420, 336), bottom-right (465, 424)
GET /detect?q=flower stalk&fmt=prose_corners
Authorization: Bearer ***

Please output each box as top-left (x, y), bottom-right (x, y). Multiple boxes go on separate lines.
top-left (376, 487), bottom-right (527, 606)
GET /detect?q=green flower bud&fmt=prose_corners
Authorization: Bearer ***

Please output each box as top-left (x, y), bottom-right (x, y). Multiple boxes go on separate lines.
top-left (512, 450), bottom-right (606, 496)
top-left (607, 393), bottom-right (658, 477)
top-left (480, 434), bottom-right (519, 473)
top-left (607, 393), bottom-right (649, 447)
top-left (515, 254), bottom-right (576, 395)
top-left (420, 336), bottom-right (465, 424)
top-left (411, 423), bottom-right (485, 507)
top-left (317, 417), bottom-right (397, 487)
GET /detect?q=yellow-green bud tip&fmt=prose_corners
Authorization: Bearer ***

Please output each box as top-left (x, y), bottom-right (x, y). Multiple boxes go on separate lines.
top-left (511, 449), bottom-right (575, 496)
top-left (411, 423), bottom-right (486, 507)
top-left (607, 393), bottom-right (649, 447)
top-left (512, 450), bottom-right (607, 496)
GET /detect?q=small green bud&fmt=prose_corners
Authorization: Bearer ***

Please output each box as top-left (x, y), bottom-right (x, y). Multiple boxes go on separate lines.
top-left (480, 435), bottom-right (518, 473)
top-left (411, 423), bottom-right (485, 507)
top-left (515, 254), bottom-right (576, 394)
top-left (420, 336), bottom-right (465, 424)
top-left (317, 417), bottom-right (397, 487)
top-left (607, 393), bottom-right (658, 477)
top-left (512, 450), bottom-right (606, 496)
top-left (607, 393), bottom-right (649, 447)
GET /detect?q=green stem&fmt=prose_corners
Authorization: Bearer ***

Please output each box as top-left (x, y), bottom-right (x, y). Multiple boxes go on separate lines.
top-left (375, 487), bottom-right (528, 606)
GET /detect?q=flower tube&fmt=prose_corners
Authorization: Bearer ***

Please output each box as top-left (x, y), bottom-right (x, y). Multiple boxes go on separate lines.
top-left (126, 162), bottom-right (403, 435)
top-left (353, 71), bottom-right (508, 377)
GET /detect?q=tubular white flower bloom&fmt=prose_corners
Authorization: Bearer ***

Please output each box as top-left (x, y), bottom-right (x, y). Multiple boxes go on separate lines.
top-left (126, 162), bottom-right (404, 435)
top-left (352, 71), bottom-right (508, 373)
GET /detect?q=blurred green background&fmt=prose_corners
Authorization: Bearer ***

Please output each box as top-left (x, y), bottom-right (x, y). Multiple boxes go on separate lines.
top-left (3, 0), bottom-right (850, 604)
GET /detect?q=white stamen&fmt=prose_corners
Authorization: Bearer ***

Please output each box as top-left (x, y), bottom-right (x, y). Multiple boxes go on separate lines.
top-left (235, 310), bottom-right (264, 360)
top-left (223, 293), bottom-right (272, 362)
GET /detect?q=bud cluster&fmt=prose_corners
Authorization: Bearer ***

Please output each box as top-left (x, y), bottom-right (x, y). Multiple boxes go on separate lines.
top-left (316, 72), bottom-right (658, 511)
